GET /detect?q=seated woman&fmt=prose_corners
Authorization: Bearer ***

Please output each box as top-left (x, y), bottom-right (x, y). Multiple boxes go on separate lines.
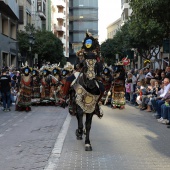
top-left (140, 79), bottom-right (159, 111)
top-left (145, 80), bottom-right (161, 112)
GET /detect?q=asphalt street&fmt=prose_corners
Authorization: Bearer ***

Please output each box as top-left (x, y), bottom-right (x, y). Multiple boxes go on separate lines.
top-left (0, 104), bottom-right (170, 170)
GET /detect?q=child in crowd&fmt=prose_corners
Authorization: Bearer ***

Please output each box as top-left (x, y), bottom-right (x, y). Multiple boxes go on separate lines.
top-left (11, 87), bottom-right (18, 105)
top-left (125, 79), bottom-right (131, 102)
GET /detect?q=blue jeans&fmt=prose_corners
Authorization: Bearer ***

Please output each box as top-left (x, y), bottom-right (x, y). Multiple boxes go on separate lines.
top-left (161, 104), bottom-right (169, 119)
top-left (1, 91), bottom-right (11, 109)
top-left (151, 98), bottom-right (157, 111)
top-left (131, 93), bottom-right (137, 104)
top-left (156, 100), bottom-right (165, 117)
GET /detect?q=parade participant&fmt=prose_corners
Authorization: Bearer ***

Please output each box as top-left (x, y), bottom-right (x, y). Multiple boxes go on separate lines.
top-left (39, 65), bottom-right (52, 105)
top-left (16, 63), bottom-right (32, 111)
top-left (0, 69), bottom-right (11, 111)
top-left (63, 32), bottom-right (104, 118)
top-left (49, 64), bottom-right (62, 104)
top-left (101, 66), bottom-right (113, 105)
top-left (31, 68), bottom-right (41, 105)
top-left (60, 62), bottom-right (74, 96)
top-left (111, 61), bottom-right (126, 109)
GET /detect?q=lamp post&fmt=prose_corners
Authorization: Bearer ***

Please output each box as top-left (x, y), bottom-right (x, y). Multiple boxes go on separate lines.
top-left (28, 33), bottom-right (35, 67)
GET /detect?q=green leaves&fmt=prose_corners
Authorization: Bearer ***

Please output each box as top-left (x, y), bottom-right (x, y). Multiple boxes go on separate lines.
top-left (17, 24), bottom-right (66, 66)
top-left (101, 0), bottom-right (169, 64)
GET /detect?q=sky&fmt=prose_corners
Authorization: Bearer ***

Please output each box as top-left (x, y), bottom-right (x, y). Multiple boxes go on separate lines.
top-left (98, 0), bottom-right (122, 43)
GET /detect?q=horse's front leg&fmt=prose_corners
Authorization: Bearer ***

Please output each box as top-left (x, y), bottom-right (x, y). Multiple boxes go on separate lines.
top-left (85, 113), bottom-right (93, 151)
top-left (75, 105), bottom-right (84, 140)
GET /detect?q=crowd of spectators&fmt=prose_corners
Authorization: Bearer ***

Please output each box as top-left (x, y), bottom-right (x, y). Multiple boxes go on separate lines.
top-left (125, 66), bottom-right (170, 128)
top-left (0, 67), bottom-right (21, 111)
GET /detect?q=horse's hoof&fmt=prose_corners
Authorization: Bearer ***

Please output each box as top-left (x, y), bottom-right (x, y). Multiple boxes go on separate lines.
top-left (75, 129), bottom-right (83, 140)
top-left (85, 144), bottom-right (92, 151)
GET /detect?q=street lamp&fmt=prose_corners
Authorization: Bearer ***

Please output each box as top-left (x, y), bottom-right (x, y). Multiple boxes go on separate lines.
top-left (28, 33), bottom-right (35, 67)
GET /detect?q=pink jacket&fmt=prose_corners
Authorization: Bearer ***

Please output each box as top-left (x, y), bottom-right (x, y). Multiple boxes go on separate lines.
top-left (125, 83), bottom-right (131, 93)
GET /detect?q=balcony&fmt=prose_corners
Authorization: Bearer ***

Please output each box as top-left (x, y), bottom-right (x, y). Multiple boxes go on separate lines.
top-left (0, 0), bottom-right (19, 19)
top-left (54, 25), bottom-right (66, 32)
top-left (57, 13), bottom-right (65, 20)
top-left (39, 12), bottom-right (46, 20)
top-left (59, 37), bottom-right (66, 44)
top-left (56, 0), bottom-right (65, 8)
top-left (121, 2), bottom-right (129, 11)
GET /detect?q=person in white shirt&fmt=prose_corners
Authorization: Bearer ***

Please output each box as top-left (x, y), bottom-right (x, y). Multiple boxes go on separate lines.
top-left (152, 78), bottom-right (170, 119)
top-left (145, 69), bottom-right (154, 79)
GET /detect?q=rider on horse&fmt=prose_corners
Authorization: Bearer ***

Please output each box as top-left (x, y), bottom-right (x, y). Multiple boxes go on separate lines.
top-left (63, 32), bottom-right (104, 118)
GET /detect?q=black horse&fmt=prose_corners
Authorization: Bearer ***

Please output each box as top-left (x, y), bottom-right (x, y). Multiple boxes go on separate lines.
top-left (66, 32), bottom-right (103, 151)
top-left (68, 50), bottom-right (103, 151)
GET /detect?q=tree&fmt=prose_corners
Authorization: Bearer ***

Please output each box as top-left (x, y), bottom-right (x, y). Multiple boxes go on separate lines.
top-left (17, 24), bottom-right (66, 67)
top-left (100, 39), bottom-right (117, 65)
top-left (129, 0), bottom-right (170, 38)
top-left (33, 30), bottom-right (65, 65)
top-left (127, 16), bottom-right (164, 60)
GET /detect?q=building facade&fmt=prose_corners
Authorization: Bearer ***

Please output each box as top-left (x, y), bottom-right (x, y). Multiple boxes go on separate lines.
top-left (107, 18), bottom-right (121, 39)
top-left (18, 0), bottom-right (48, 31)
top-left (69, 0), bottom-right (98, 63)
top-left (121, 0), bottom-right (132, 26)
top-left (0, 0), bottom-right (19, 68)
top-left (51, 0), bottom-right (69, 58)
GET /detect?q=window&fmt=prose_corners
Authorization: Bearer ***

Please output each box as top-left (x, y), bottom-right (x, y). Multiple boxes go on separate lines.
top-left (19, 6), bottom-right (24, 24)
top-left (2, 17), bottom-right (8, 36)
top-left (37, 0), bottom-right (42, 12)
top-left (10, 22), bottom-right (16, 39)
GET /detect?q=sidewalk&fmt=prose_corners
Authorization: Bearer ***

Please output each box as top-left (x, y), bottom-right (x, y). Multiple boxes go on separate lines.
top-left (55, 104), bottom-right (170, 170)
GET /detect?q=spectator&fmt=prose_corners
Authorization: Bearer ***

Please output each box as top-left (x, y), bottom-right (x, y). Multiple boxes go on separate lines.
top-left (158, 90), bottom-right (170, 123)
top-left (153, 78), bottom-right (170, 119)
top-left (127, 72), bottom-right (137, 100)
top-left (154, 69), bottom-right (162, 80)
top-left (143, 68), bottom-right (149, 75)
top-left (0, 69), bottom-right (11, 111)
top-left (160, 71), bottom-right (166, 82)
top-left (136, 69), bottom-right (145, 82)
top-left (136, 79), bottom-right (146, 109)
top-left (145, 80), bottom-right (161, 112)
top-left (145, 68), bottom-right (154, 79)
top-left (165, 66), bottom-right (170, 80)
top-left (125, 79), bottom-right (131, 101)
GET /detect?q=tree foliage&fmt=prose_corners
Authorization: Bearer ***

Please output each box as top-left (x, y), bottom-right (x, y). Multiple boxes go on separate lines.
top-left (129, 0), bottom-right (170, 38)
top-left (17, 24), bottom-right (66, 66)
top-left (100, 0), bottom-right (170, 64)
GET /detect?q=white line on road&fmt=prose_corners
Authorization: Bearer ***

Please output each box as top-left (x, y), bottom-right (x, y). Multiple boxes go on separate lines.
top-left (44, 113), bottom-right (72, 170)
